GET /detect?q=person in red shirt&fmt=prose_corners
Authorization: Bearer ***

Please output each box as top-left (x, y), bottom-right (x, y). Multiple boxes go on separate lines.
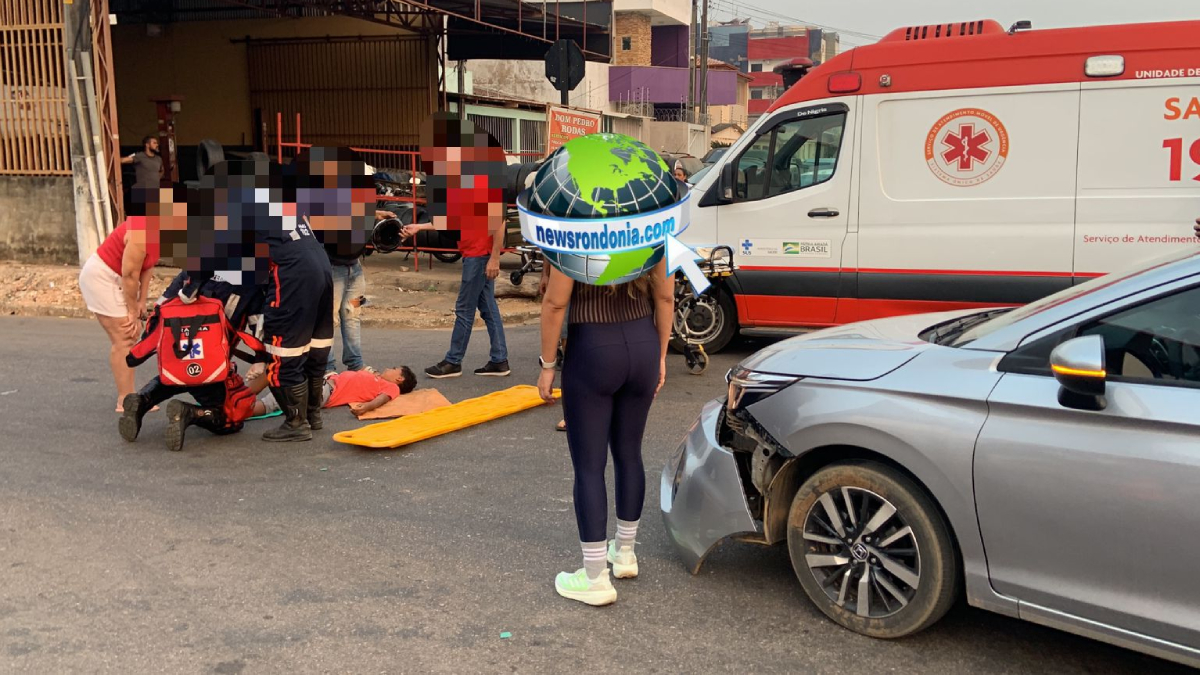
top-left (253, 366), bottom-right (415, 417)
top-left (404, 114), bottom-right (510, 379)
top-left (78, 186), bottom-right (188, 412)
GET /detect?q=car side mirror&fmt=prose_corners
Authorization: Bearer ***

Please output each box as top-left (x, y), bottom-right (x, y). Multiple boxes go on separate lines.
top-left (1050, 335), bottom-right (1107, 411)
top-left (700, 161), bottom-right (736, 207)
top-left (718, 162), bottom-right (735, 202)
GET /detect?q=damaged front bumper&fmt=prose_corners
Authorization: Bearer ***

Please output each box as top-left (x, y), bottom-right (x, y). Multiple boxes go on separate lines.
top-left (660, 398), bottom-right (762, 573)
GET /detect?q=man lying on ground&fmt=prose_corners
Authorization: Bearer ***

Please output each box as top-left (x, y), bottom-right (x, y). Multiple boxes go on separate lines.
top-left (253, 367), bottom-right (416, 418)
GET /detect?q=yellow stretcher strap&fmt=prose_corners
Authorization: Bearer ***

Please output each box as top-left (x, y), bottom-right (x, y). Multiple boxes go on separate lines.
top-left (333, 384), bottom-right (561, 449)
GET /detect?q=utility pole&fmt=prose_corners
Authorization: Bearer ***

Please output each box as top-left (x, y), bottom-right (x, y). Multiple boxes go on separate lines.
top-left (698, 0), bottom-right (710, 125)
top-left (63, 0), bottom-right (103, 263)
top-left (687, 0), bottom-right (697, 123)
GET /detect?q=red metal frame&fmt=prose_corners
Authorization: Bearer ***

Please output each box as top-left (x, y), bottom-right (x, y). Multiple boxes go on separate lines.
top-left (275, 112), bottom-right (544, 270)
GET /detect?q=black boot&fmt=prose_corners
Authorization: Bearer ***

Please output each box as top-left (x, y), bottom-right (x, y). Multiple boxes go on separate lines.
top-left (263, 383), bottom-right (312, 442)
top-left (306, 376), bottom-right (324, 431)
top-left (119, 379), bottom-right (171, 442)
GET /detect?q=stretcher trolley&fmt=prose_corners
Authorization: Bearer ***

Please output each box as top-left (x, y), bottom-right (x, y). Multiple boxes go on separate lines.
top-left (672, 245), bottom-right (735, 375)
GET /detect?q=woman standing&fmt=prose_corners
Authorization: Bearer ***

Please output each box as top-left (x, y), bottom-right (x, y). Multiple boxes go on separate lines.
top-left (537, 261), bottom-right (674, 606)
top-left (78, 188), bottom-right (178, 412)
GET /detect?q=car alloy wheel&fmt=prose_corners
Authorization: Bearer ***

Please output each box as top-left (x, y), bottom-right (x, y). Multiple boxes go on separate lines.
top-left (787, 461), bottom-right (959, 638)
top-left (801, 486), bottom-right (919, 619)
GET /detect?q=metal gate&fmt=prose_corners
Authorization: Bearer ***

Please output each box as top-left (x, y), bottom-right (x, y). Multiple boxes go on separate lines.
top-left (0, 0), bottom-right (70, 175)
top-left (247, 35), bottom-right (437, 153)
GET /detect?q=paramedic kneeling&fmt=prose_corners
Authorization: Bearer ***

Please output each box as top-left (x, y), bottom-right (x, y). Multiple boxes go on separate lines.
top-left (255, 367), bottom-right (415, 418)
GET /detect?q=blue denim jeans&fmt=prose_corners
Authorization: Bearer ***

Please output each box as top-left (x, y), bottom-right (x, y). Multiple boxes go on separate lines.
top-left (446, 255), bottom-right (508, 365)
top-left (327, 260), bottom-right (366, 372)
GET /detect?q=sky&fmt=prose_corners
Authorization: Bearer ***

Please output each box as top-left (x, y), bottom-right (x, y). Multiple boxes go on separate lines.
top-left (709, 0), bottom-right (1199, 48)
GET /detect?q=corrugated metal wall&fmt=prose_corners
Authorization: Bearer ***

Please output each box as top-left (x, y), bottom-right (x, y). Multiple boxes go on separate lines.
top-left (0, 0), bottom-right (70, 175)
top-left (248, 36), bottom-right (436, 153)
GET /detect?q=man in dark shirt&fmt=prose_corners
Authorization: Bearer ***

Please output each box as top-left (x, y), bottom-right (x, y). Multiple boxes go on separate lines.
top-left (122, 135), bottom-right (163, 189)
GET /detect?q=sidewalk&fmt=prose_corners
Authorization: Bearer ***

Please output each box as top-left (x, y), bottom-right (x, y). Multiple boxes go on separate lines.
top-left (0, 253), bottom-right (543, 330)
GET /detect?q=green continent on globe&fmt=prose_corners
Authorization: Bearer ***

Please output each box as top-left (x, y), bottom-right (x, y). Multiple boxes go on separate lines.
top-left (594, 246), bottom-right (656, 285)
top-left (563, 134), bottom-right (671, 216)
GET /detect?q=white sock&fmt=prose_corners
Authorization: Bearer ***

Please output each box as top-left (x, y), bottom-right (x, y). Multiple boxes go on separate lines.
top-left (616, 519), bottom-right (639, 552)
top-left (582, 541), bottom-right (607, 580)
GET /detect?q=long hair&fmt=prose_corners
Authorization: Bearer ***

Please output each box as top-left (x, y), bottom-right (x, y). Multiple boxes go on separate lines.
top-left (605, 270), bottom-right (656, 299)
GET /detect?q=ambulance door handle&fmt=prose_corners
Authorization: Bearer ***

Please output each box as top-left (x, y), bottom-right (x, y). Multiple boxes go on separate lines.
top-left (808, 208), bottom-right (840, 218)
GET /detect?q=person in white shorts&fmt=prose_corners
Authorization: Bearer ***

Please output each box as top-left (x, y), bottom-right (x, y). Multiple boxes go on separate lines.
top-left (78, 187), bottom-right (187, 412)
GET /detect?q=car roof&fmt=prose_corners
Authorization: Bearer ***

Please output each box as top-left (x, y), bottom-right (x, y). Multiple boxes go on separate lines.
top-left (965, 249), bottom-right (1200, 352)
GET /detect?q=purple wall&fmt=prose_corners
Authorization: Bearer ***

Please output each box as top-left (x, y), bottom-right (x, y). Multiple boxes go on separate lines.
top-left (609, 66), bottom-right (738, 105)
top-left (651, 25), bottom-right (689, 68)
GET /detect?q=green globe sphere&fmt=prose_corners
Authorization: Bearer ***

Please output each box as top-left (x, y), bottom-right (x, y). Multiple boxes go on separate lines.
top-left (530, 133), bottom-right (678, 285)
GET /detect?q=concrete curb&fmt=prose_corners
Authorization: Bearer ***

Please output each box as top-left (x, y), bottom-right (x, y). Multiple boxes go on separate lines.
top-left (0, 301), bottom-right (542, 329)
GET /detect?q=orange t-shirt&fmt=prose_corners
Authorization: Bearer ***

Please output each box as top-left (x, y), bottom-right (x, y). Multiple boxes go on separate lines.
top-left (324, 370), bottom-right (400, 409)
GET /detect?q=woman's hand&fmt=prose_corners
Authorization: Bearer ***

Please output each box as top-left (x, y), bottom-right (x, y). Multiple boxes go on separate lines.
top-left (656, 358), bottom-right (667, 397)
top-left (123, 310), bottom-right (141, 339)
top-left (538, 368), bottom-right (557, 403)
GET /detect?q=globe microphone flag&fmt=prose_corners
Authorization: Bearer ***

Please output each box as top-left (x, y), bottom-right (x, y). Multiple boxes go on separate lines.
top-left (517, 132), bottom-right (709, 294)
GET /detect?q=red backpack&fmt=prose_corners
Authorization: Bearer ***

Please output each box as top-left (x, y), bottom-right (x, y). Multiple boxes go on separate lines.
top-left (128, 295), bottom-right (260, 387)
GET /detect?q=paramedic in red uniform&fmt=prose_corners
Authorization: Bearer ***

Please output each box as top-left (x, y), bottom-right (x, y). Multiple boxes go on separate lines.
top-left (124, 274), bottom-right (266, 452)
top-left (78, 186), bottom-right (187, 412)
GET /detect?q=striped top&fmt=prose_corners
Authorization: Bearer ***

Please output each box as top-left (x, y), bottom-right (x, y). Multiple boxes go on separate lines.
top-left (568, 281), bottom-right (654, 324)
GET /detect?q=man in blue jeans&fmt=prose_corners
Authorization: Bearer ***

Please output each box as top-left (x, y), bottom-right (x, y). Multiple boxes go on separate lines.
top-left (404, 114), bottom-right (509, 379)
top-left (322, 207), bottom-right (391, 373)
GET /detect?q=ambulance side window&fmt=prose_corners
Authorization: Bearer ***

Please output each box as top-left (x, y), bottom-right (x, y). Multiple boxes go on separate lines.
top-left (735, 112), bottom-right (846, 204)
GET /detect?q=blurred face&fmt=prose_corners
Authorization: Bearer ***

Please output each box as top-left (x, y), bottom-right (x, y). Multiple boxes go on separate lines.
top-left (146, 188), bottom-right (188, 232)
top-left (301, 157), bottom-right (373, 232)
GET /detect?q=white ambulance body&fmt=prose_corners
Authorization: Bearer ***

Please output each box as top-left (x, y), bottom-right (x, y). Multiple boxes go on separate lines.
top-left (682, 19), bottom-right (1200, 351)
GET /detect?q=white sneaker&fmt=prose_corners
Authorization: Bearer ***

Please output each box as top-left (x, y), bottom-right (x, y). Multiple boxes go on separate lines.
top-left (608, 540), bottom-right (639, 579)
top-left (555, 568), bottom-right (617, 606)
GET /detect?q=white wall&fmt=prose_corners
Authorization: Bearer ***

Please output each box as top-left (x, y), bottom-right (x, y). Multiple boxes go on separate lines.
top-left (469, 60), bottom-right (612, 113)
top-left (612, 0), bottom-right (689, 25)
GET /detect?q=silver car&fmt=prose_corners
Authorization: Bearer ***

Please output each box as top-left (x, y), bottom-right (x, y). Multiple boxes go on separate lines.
top-left (661, 250), bottom-right (1200, 667)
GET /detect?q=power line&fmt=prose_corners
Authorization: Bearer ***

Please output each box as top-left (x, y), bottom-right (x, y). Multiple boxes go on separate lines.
top-left (708, 0), bottom-right (882, 42)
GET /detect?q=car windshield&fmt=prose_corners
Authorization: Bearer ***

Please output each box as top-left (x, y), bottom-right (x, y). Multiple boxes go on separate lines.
top-left (703, 147), bottom-right (728, 164)
top-left (945, 249), bottom-right (1200, 347)
top-left (688, 164), bottom-right (712, 184)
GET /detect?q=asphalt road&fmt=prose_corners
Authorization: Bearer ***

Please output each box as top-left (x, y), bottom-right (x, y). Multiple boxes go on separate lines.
top-left (0, 317), bottom-right (1187, 674)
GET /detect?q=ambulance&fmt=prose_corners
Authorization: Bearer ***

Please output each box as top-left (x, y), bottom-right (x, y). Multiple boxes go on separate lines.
top-left (681, 19), bottom-right (1200, 352)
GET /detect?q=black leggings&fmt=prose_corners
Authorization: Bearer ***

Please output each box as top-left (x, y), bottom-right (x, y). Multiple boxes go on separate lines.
top-left (562, 316), bottom-right (660, 543)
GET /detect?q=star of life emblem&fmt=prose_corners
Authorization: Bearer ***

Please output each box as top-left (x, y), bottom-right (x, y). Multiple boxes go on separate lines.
top-left (925, 108), bottom-right (1009, 186)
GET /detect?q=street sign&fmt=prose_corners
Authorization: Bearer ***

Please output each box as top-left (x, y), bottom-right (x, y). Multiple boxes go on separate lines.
top-left (546, 106), bottom-right (601, 154)
top-left (544, 39), bottom-right (585, 104)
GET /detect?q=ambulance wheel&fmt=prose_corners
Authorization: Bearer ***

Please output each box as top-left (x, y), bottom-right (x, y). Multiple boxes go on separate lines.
top-left (671, 290), bottom-right (736, 354)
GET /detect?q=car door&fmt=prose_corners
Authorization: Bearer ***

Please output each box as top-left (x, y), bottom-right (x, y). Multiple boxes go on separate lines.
top-left (719, 101), bottom-right (855, 326)
top-left (974, 284), bottom-right (1200, 649)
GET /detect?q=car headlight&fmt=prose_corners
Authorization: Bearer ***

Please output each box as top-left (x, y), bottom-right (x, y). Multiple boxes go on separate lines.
top-left (726, 366), bottom-right (799, 412)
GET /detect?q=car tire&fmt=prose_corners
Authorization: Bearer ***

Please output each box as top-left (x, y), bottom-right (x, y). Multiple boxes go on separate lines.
top-left (670, 290), bottom-right (737, 354)
top-left (786, 460), bottom-right (959, 639)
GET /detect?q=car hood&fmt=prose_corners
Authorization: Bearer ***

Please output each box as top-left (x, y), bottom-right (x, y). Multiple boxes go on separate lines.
top-left (739, 310), bottom-right (980, 381)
